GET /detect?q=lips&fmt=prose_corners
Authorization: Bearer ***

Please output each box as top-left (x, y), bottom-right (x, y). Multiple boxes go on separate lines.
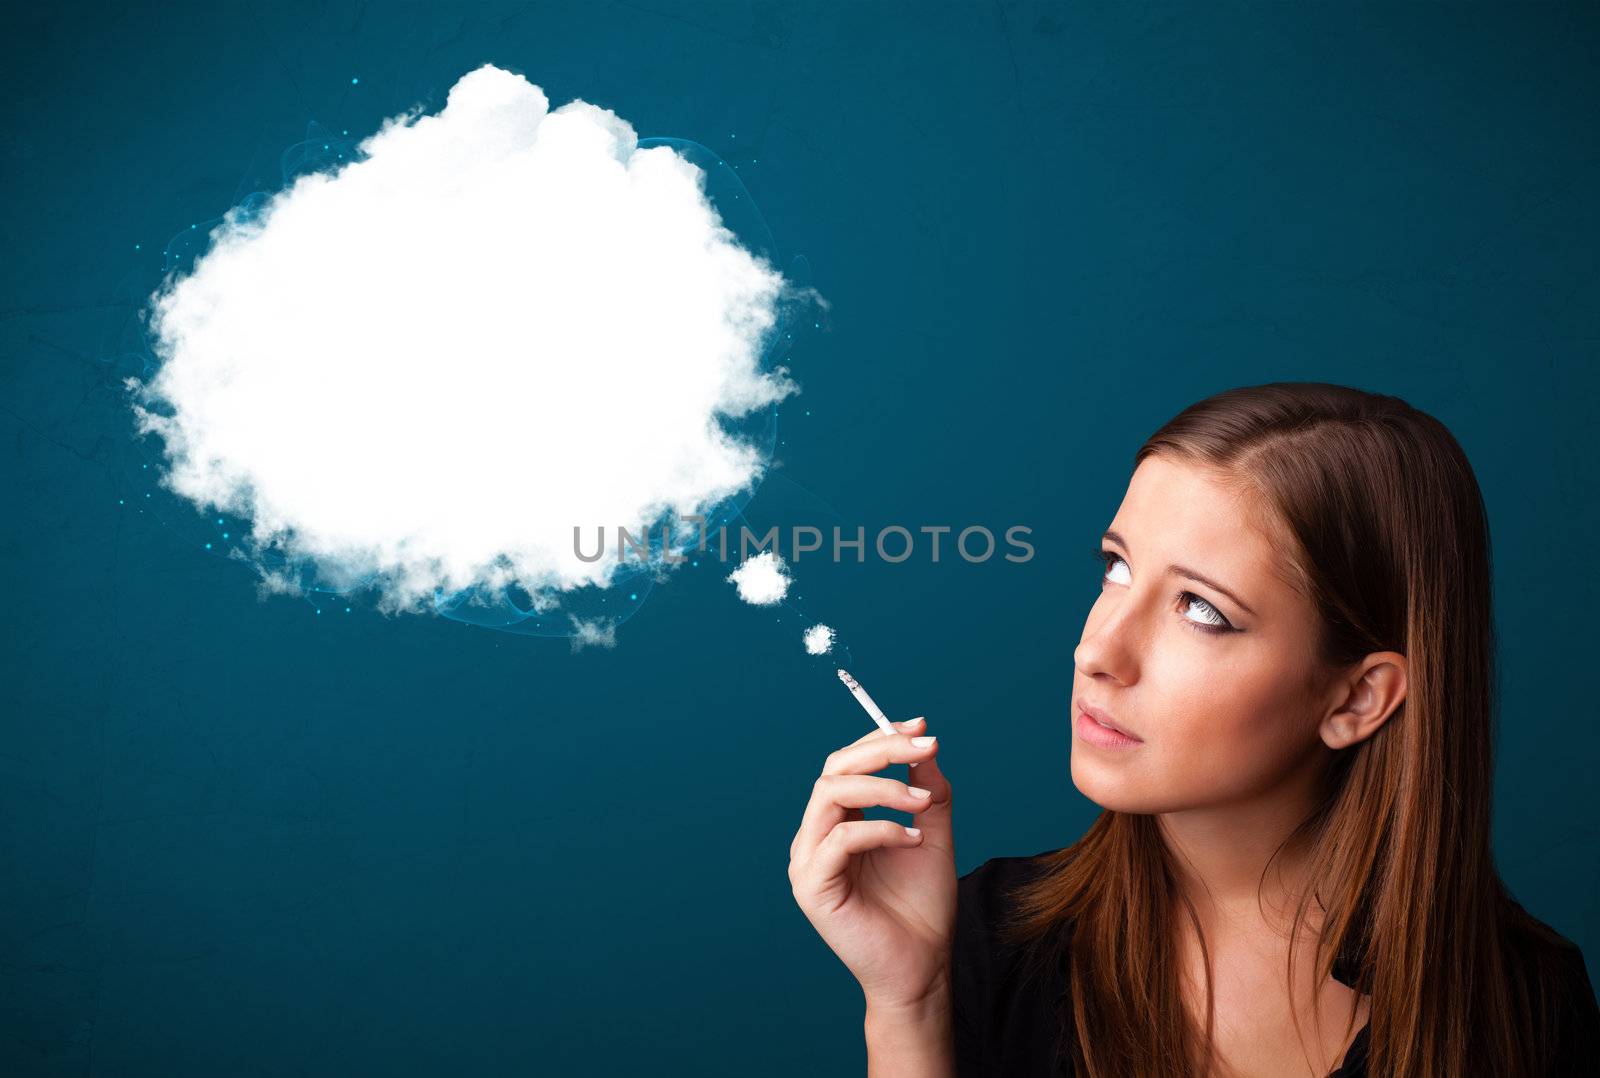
top-left (1075, 699), bottom-right (1142, 742)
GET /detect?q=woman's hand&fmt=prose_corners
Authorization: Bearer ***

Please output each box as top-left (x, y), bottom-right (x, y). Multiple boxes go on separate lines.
top-left (788, 716), bottom-right (956, 1011)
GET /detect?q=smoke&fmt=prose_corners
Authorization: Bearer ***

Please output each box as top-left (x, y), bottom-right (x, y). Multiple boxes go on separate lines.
top-left (569, 617), bottom-right (618, 653)
top-left (802, 623), bottom-right (835, 655)
top-left (127, 64), bottom-right (809, 623)
top-left (726, 550), bottom-right (790, 606)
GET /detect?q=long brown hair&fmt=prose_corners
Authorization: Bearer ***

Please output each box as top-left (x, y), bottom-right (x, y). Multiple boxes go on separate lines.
top-left (997, 382), bottom-right (1574, 1077)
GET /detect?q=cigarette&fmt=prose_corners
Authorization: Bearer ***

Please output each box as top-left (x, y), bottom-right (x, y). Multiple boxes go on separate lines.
top-left (836, 668), bottom-right (895, 735)
top-left (837, 669), bottom-right (920, 768)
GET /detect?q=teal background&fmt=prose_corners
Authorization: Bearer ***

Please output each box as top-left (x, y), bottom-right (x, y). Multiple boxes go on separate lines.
top-left (3, 2), bottom-right (1597, 1073)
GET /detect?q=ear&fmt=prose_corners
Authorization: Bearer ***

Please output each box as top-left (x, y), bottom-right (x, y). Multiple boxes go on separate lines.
top-left (1319, 652), bottom-right (1408, 750)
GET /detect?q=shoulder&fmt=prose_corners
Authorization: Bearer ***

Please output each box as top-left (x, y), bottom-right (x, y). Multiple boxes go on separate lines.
top-left (955, 847), bottom-right (1074, 958)
top-left (951, 848), bottom-right (1078, 1076)
top-left (1529, 927), bottom-right (1593, 1062)
top-left (957, 848), bottom-right (1066, 921)
top-left (1501, 904), bottom-right (1600, 1071)
top-left (1502, 901), bottom-right (1596, 999)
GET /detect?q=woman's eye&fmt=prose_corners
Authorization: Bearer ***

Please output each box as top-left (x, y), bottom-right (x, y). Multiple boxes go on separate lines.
top-left (1181, 593), bottom-right (1228, 630)
top-left (1094, 550), bottom-right (1132, 582)
top-left (1095, 548), bottom-right (1235, 634)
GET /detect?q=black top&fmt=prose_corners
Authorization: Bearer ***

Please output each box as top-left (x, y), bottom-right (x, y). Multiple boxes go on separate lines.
top-left (951, 849), bottom-right (1600, 1077)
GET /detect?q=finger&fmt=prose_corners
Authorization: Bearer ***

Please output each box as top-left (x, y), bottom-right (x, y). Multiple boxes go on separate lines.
top-left (792, 773), bottom-right (936, 861)
top-left (902, 746), bottom-right (954, 849)
top-left (821, 730), bottom-right (939, 778)
top-left (843, 716), bottom-right (924, 749)
top-left (845, 716), bottom-right (928, 769)
top-left (804, 818), bottom-right (925, 885)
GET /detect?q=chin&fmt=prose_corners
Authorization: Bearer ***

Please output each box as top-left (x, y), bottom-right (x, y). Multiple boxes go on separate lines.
top-left (1070, 749), bottom-right (1143, 811)
top-left (1070, 749), bottom-right (1193, 814)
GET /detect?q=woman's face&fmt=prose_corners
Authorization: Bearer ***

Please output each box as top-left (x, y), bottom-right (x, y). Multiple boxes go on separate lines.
top-left (1071, 454), bottom-right (1336, 814)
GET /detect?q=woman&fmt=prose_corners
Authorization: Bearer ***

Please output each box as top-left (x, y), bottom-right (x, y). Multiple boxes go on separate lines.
top-left (788, 383), bottom-right (1600, 1077)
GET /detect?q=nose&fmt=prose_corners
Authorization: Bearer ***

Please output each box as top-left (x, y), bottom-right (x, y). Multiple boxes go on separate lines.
top-left (1074, 594), bottom-right (1142, 683)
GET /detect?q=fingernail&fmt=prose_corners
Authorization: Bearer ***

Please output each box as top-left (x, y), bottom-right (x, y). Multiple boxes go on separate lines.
top-left (905, 826), bottom-right (921, 837)
top-left (908, 786), bottom-right (931, 799)
top-left (911, 736), bottom-right (936, 748)
top-left (897, 717), bottom-right (924, 729)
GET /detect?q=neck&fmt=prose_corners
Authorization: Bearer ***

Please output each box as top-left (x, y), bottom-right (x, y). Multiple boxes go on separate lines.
top-left (1156, 747), bottom-right (1333, 928)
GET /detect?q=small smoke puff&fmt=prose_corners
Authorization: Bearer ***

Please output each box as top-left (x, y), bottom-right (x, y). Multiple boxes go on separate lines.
top-left (802, 623), bottom-right (834, 655)
top-left (126, 63), bottom-right (800, 615)
top-left (569, 617), bottom-right (618, 652)
top-left (727, 550), bottom-right (790, 605)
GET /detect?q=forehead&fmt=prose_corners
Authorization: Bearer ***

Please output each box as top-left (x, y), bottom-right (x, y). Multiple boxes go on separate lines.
top-left (1112, 455), bottom-right (1292, 604)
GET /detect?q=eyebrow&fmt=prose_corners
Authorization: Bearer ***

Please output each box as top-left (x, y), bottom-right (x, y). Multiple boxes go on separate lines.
top-left (1101, 530), bottom-right (1258, 617)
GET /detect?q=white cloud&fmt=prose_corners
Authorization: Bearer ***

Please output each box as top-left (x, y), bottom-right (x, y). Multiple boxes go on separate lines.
top-left (126, 63), bottom-right (803, 618)
top-left (802, 623), bottom-right (834, 654)
top-left (726, 550), bottom-right (790, 605)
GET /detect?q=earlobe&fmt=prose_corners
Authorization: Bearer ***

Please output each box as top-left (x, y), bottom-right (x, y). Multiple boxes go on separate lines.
top-left (1319, 652), bottom-right (1408, 750)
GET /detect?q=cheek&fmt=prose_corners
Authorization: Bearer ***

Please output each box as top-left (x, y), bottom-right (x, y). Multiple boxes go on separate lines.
top-left (1153, 661), bottom-right (1319, 796)
top-left (1075, 604), bottom-right (1324, 806)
